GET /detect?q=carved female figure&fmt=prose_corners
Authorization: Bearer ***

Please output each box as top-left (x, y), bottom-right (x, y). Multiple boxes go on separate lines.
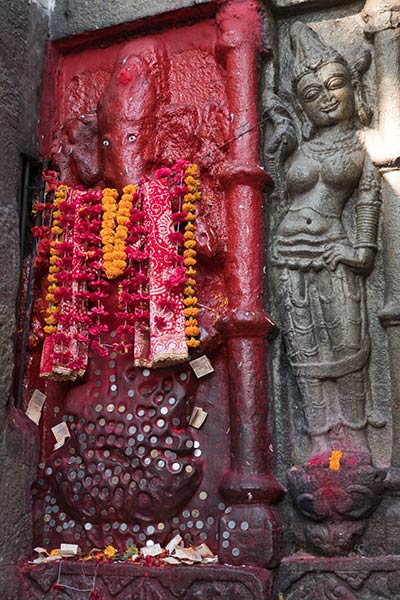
top-left (270, 23), bottom-right (381, 458)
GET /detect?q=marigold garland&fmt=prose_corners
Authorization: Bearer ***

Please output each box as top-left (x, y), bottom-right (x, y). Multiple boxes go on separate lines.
top-left (183, 164), bottom-right (201, 348)
top-left (43, 184), bottom-right (68, 334)
top-left (101, 185), bottom-right (136, 280)
top-left (35, 161), bottom-right (203, 377)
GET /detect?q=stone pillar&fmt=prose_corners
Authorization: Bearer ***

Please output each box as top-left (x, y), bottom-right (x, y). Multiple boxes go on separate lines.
top-left (215, 0), bottom-right (284, 568)
top-left (362, 0), bottom-right (400, 551)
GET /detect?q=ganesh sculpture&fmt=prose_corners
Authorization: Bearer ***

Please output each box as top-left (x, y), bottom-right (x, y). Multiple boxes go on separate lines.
top-left (27, 38), bottom-right (234, 553)
top-left (267, 22), bottom-right (385, 556)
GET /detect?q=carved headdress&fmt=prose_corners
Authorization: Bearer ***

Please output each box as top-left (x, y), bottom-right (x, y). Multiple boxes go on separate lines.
top-left (290, 22), bottom-right (348, 87)
top-left (290, 21), bottom-right (372, 127)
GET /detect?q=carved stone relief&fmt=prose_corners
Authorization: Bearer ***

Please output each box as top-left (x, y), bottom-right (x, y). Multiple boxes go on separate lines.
top-left (22, 563), bottom-right (271, 600)
top-left (21, 0), bottom-right (282, 574)
top-left (279, 556), bottom-right (400, 600)
top-left (30, 29), bottom-right (229, 553)
top-left (266, 20), bottom-right (386, 555)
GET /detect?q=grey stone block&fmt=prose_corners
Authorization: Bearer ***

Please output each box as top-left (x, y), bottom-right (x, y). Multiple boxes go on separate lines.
top-left (50, 0), bottom-right (214, 39)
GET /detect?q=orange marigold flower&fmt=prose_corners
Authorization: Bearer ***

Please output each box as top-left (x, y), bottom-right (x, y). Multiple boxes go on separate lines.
top-left (103, 188), bottom-right (119, 198)
top-left (184, 257), bottom-right (196, 267)
top-left (186, 164), bottom-right (199, 176)
top-left (184, 307), bottom-right (199, 317)
top-left (117, 208), bottom-right (131, 217)
top-left (116, 215), bottom-right (130, 225)
top-left (184, 240), bottom-right (196, 249)
top-left (113, 251), bottom-right (126, 261)
top-left (44, 325), bottom-right (57, 334)
top-left (113, 259), bottom-right (127, 269)
top-left (183, 297), bottom-right (198, 307)
top-left (184, 249), bottom-right (197, 258)
top-left (122, 184), bottom-right (136, 195)
top-left (115, 230), bottom-right (128, 240)
top-left (185, 317), bottom-right (198, 327)
top-left (104, 545), bottom-right (117, 559)
top-left (185, 326), bottom-right (200, 336)
top-left (187, 338), bottom-right (201, 348)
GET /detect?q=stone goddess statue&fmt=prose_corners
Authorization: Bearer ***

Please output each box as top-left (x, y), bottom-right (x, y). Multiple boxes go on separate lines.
top-left (269, 23), bottom-right (381, 459)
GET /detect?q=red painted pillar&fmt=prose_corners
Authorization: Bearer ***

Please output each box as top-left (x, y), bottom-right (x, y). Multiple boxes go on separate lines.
top-left (216, 0), bottom-right (284, 568)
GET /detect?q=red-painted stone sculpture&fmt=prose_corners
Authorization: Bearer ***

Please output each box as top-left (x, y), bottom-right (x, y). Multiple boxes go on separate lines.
top-left (20, 2), bottom-right (283, 596)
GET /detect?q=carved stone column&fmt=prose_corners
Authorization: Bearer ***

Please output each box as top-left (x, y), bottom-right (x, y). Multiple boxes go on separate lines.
top-left (215, 0), bottom-right (284, 568)
top-left (362, 0), bottom-right (400, 551)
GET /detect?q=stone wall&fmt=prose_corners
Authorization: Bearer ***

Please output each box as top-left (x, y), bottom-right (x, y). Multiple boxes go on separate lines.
top-left (0, 2), bottom-right (48, 597)
top-left (50, 0), bottom-right (214, 39)
top-left (2, 0), bottom-right (400, 598)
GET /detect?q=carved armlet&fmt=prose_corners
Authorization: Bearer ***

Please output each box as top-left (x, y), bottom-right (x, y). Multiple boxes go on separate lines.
top-left (354, 171), bottom-right (382, 249)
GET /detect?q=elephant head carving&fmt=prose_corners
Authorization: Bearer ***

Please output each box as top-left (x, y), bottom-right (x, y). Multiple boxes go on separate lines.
top-left (54, 40), bottom-right (230, 187)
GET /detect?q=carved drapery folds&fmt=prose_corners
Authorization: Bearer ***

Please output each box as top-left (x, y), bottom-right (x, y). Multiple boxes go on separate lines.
top-left (267, 21), bottom-right (384, 556)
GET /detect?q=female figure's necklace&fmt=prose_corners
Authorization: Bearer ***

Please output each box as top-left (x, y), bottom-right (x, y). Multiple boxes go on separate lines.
top-left (302, 124), bottom-right (363, 160)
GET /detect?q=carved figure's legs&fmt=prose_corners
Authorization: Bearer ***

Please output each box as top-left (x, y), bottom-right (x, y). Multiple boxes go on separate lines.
top-left (297, 369), bottom-right (369, 455)
top-left (273, 264), bottom-right (370, 451)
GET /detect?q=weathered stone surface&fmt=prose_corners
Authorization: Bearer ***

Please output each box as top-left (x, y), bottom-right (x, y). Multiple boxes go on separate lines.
top-left (266, 0), bottom-right (355, 14)
top-left (0, 1), bottom-right (48, 596)
top-left (0, 409), bottom-right (39, 599)
top-left (279, 554), bottom-right (400, 599)
top-left (0, 0), bottom-right (47, 429)
top-left (50, 0), bottom-right (215, 39)
top-left (22, 562), bottom-right (272, 600)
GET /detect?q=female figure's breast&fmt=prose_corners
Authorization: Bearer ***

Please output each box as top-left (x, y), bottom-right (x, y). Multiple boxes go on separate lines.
top-left (320, 147), bottom-right (364, 191)
top-left (286, 153), bottom-right (319, 196)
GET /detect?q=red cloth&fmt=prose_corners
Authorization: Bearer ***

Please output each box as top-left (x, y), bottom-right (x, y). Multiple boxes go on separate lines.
top-left (134, 180), bottom-right (188, 367)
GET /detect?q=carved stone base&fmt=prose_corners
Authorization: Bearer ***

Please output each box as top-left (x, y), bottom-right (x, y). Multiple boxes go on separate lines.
top-left (287, 453), bottom-right (385, 555)
top-left (218, 504), bottom-right (283, 568)
top-left (21, 562), bottom-right (272, 600)
top-left (279, 555), bottom-right (400, 599)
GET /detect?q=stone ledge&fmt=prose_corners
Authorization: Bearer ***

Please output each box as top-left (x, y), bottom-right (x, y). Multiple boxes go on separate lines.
top-left (279, 554), bottom-right (400, 599)
top-left (21, 561), bottom-right (273, 599)
top-left (50, 0), bottom-right (215, 40)
top-left (265, 0), bottom-right (355, 14)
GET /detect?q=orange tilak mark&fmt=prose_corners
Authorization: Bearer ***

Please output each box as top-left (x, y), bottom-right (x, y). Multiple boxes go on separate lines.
top-left (329, 450), bottom-right (343, 471)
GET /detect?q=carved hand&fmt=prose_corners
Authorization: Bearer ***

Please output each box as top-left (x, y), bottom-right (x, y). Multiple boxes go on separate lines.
top-left (265, 94), bottom-right (297, 158)
top-left (323, 244), bottom-right (375, 272)
top-left (266, 121), bottom-right (297, 156)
